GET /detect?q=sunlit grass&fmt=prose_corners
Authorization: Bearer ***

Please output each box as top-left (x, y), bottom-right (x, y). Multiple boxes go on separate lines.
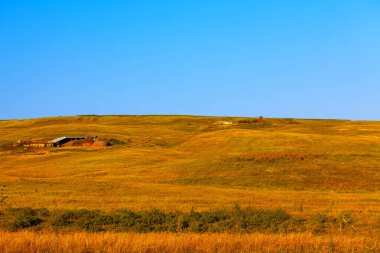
top-left (0, 115), bottom-right (379, 251)
top-left (0, 231), bottom-right (378, 253)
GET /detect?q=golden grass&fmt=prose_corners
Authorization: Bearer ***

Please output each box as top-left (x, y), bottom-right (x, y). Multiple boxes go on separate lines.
top-left (0, 231), bottom-right (378, 253)
top-left (0, 115), bottom-right (379, 251)
top-left (1, 117), bottom-right (380, 213)
top-left (223, 151), bottom-right (324, 162)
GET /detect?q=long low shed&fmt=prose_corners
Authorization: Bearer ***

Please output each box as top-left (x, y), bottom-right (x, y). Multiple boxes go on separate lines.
top-left (48, 136), bottom-right (97, 147)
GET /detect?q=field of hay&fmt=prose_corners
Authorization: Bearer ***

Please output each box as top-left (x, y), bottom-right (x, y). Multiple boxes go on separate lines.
top-left (0, 231), bottom-right (378, 253)
top-left (0, 115), bottom-right (379, 251)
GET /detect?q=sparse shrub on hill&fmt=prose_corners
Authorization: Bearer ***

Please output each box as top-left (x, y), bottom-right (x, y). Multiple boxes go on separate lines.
top-left (284, 118), bottom-right (300, 124)
top-left (230, 206), bottom-right (291, 233)
top-left (9, 214), bottom-right (43, 231)
top-left (0, 141), bottom-right (16, 149)
top-left (238, 119), bottom-right (258, 124)
top-left (113, 209), bottom-right (138, 228)
top-left (311, 212), bottom-right (336, 235)
top-left (6, 208), bottom-right (48, 231)
top-left (0, 186), bottom-right (8, 206)
top-left (109, 138), bottom-right (130, 146)
top-left (136, 209), bottom-right (178, 232)
top-left (52, 209), bottom-right (106, 231)
top-left (53, 210), bottom-right (86, 227)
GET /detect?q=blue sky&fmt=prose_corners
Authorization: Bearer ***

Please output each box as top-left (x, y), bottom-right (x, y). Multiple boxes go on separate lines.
top-left (1, 0), bottom-right (379, 120)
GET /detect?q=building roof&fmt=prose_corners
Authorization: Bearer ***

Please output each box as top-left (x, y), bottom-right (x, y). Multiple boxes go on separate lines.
top-left (48, 135), bottom-right (98, 143)
top-left (48, 137), bottom-right (67, 143)
top-left (48, 136), bottom-right (97, 144)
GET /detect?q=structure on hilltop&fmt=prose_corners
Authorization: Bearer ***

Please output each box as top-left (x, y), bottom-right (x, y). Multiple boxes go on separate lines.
top-left (216, 121), bottom-right (233, 126)
top-left (19, 135), bottom-right (115, 149)
top-left (47, 136), bottom-right (97, 147)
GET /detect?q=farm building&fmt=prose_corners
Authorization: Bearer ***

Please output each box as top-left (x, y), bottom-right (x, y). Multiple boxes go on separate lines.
top-left (48, 136), bottom-right (97, 147)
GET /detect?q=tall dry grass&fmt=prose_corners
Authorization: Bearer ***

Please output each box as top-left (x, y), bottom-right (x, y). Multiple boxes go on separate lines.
top-left (0, 231), bottom-right (378, 253)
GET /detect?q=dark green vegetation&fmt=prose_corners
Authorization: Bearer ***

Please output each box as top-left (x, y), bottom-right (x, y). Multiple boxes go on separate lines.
top-left (0, 206), bottom-right (353, 235)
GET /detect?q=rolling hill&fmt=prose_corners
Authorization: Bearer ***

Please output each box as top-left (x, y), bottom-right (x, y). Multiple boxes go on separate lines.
top-left (0, 115), bottom-right (379, 251)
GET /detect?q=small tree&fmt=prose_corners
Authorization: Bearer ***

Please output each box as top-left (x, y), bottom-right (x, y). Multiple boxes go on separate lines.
top-left (257, 116), bottom-right (266, 125)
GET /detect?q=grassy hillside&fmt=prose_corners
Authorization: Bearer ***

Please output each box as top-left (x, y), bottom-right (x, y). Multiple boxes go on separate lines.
top-left (0, 116), bottom-right (379, 243)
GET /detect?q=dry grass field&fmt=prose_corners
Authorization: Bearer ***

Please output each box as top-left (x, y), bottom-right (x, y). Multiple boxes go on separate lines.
top-left (0, 231), bottom-right (378, 253)
top-left (0, 115), bottom-right (379, 251)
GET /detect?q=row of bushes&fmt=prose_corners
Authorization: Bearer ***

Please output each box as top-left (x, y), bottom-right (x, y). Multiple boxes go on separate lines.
top-left (0, 207), bottom-right (353, 234)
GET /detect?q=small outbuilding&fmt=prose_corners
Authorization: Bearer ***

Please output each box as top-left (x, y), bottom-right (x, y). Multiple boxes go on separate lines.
top-left (216, 121), bottom-right (233, 126)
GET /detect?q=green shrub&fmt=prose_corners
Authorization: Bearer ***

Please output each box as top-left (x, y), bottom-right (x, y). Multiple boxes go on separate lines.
top-left (9, 215), bottom-right (43, 230)
top-left (114, 210), bottom-right (139, 228)
top-left (233, 208), bottom-right (291, 232)
top-left (0, 206), bottom-right (350, 234)
top-left (311, 212), bottom-right (334, 235)
top-left (7, 208), bottom-right (45, 231)
top-left (0, 186), bottom-right (8, 206)
top-left (136, 209), bottom-right (177, 232)
top-left (52, 210), bottom-right (78, 227)
top-left (176, 213), bottom-right (191, 231)
top-left (52, 209), bottom-right (105, 231)
top-left (109, 138), bottom-right (128, 146)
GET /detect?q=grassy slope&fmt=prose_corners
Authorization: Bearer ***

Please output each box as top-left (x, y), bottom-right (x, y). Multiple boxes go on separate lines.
top-left (0, 116), bottom-right (379, 231)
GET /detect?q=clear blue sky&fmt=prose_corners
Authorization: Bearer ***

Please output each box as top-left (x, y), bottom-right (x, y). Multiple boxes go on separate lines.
top-left (1, 0), bottom-right (379, 120)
